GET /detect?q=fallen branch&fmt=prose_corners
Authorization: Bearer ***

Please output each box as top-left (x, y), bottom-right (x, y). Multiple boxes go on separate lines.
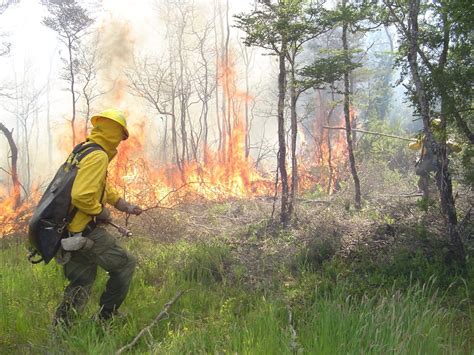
top-left (296, 198), bottom-right (331, 204)
top-left (115, 290), bottom-right (185, 355)
top-left (380, 192), bottom-right (423, 197)
top-left (323, 126), bottom-right (416, 142)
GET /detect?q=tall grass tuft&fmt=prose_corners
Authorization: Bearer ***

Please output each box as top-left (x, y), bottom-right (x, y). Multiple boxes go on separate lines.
top-left (297, 281), bottom-right (471, 354)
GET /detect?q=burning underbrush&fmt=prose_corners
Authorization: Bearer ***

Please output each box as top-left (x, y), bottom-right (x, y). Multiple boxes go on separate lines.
top-left (0, 53), bottom-right (356, 238)
top-left (0, 120), bottom-right (353, 239)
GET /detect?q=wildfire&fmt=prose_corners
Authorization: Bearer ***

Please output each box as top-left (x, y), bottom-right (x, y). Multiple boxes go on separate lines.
top-left (99, 50), bottom-right (275, 208)
top-left (107, 109), bottom-right (274, 208)
top-left (0, 47), bottom-right (353, 237)
top-left (0, 185), bottom-right (37, 237)
top-left (299, 104), bottom-right (355, 194)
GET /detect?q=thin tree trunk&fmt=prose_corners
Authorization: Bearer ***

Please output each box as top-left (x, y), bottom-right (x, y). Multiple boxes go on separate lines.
top-left (0, 122), bottom-right (21, 208)
top-left (218, 0), bottom-right (227, 162)
top-left (171, 110), bottom-right (179, 169)
top-left (68, 36), bottom-right (77, 147)
top-left (326, 90), bottom-right (336, 194)
top-left (406, 0), bottom-right (465, 264)
top-left (288, 61), bottom-right (298, 220)
top-left (22, 116), bottom-right (31, 192)
top-left (436, 9), bottom-right (465, 264)
top-left (162, 116), bottom-right (168, 163)
top-left (214, 4), bottom-right (222, 158)
top-left (168, 52), bottom-right (179, 170)
top-left (342, 7), bottom-right (361, 210)
top-left (84, 94), bottom-right (91, 138)
top-left (278, 40), bottom-right (289, 226)
top-left (244, 48), bottom-right (251, 159)
top-left (225, 0), bottom-right (232, 145)
top-left (201, 47), bottom-right (209, 162)
top-left (171, 90), bottom-right (179, 171)
top-left (215, 45), bottom-right (222, 157)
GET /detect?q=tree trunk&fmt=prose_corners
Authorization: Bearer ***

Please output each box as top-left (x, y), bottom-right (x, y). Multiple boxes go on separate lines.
top-left (288, 61), bottom-right (298, 220)
top-left (342, 9), bottom-right (362, 210)
top-left (171, 87), bottom-right (179, 171)
top-left (201, 45), bottom-right (209, 162)
top-left (162, 116), bottom-right (168, 163)
top-left (278, 40), bottom-right (290, 226)
top-left (84, 94), bottom-right (91, 138)
top-left (326, 90), bottom-right (336, 194)
top-left (218, 0), bottom-right (227, 163)
top-left (68, 36), bottom-right (77, 147)
top-left (0, 122), bottom-right (21, 208)
top-left (406, 0), bottom-right (465, 265)
top-left (21, 115), bottom-right (31, 192)
top-left (244, 48), bottom-right (251, 160)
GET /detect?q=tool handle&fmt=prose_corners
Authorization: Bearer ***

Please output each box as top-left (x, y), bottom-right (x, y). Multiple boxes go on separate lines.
top-left (108, 221), bottom-right (133, 237)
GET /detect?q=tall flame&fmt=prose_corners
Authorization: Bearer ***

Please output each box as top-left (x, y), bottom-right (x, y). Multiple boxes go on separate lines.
top-left (105, 53), bottom-right (273, 207)
top-left (0, 35), bottom-right (356, 237)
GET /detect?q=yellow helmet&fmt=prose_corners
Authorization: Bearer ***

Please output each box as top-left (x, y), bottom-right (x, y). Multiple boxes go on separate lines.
top-left (91, 109), bottom-right (129, 139)
top-left (431, 118), bottom-right (442, 128)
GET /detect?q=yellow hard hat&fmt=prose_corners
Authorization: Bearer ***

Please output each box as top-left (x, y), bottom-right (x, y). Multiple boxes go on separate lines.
top-left (91, 109), bottom-right (129, 139)
top-left (447, 139), bottom-right (462, 153)
top-left (408, 140), bottom-right (422, 151)
top-left (431, 118), bottom-right (442, 128)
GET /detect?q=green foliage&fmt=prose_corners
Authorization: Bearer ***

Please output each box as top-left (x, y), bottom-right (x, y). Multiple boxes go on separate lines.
top-left (461, 144), bottom-right (474, 186)
top-left (298, 49), bottom-right (362, 88)
top-left (388, 0), bottom-right (473, 143)
top-left (42, 0), bottom-right (93, 43)
top-left (299, 0), bottom-right (382, 90)
top-left (1, 235), bottom-right (472, 354)
top-left (356, 119), bottom-right (416, 172)
top-left (235, 0), bottom-right (328, 54)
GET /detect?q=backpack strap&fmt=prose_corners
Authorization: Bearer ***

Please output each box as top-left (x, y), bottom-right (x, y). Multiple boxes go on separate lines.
top-left (71, 141), bottom-right (105, 163)
top-left (65, 142), bottom-right (106, 228)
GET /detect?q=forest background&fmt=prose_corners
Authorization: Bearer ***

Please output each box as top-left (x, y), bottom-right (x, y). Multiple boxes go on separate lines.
top-left (0, 0), bottom-right (472, 353)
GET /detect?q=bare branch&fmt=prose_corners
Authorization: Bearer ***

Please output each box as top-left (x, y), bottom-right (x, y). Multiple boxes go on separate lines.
top-left (115, 290), bottom-right (185, 355)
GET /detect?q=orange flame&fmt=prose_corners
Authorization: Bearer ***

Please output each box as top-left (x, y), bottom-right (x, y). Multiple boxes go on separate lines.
top-left (0, 46), bottom-right (358, 237)
top-left (102, 48), bottom-right (276, 206)
top-left (299, 104), bottom-right (356, 193)
top-left (0, 184), bottom-right (38, 237)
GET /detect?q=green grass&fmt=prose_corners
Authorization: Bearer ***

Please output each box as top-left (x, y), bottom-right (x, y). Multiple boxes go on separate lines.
top-left (1, 237), bottom-right (472, 354)
top-left (295, 281), bottom-right (471, 354)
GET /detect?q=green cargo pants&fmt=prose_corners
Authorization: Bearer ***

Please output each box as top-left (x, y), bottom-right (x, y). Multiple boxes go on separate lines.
top-left (54, 227), bottom-right (136, 324)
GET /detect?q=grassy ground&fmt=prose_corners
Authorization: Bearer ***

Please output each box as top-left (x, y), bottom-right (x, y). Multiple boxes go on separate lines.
top-left (1, 218), bottom-right (472, 354)
top-left (1, 163), bottom-right (473, 354)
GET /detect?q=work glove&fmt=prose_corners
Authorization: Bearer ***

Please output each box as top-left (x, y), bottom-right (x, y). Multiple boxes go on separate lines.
top-left (96, 207), bottom-right (112, 223)
top-left (61, 233), bottom-right (94, 251)
top-left (115, 198), bottom-right (143, 215)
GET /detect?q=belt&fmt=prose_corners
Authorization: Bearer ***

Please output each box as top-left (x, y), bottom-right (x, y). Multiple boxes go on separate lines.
top-left (82, 221), bottom-right (97, 237)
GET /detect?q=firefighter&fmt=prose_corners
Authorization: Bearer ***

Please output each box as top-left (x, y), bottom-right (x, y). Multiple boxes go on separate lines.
top-left (409, 119), bottom-right (461, 199)
top-left (54, 109), bottom-right (143, 326)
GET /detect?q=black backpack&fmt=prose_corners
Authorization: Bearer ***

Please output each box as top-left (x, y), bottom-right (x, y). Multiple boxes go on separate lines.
top-left (28, 141), bottom-right (104, 264)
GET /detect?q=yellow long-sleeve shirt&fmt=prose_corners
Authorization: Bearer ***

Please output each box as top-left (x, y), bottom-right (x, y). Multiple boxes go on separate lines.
top-left (67, 117), bottom-right (125, 233)
top-left (68, 149), bottom-right (120, 232)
